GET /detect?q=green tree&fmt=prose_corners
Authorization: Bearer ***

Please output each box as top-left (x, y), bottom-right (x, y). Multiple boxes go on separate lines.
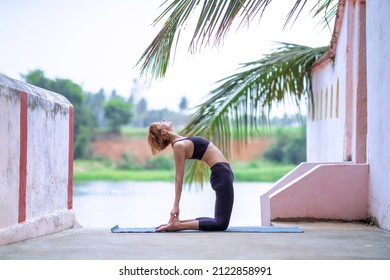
top-left (129, 77), bottom-right (149, 128)
top-left (137, 0), bottom-right (337, 184)
top-left (135, 97), bottom-right (148, 128)
top-left (263, 127), bottom-right (306, 164)
top-left (23, 69), bottom-right (95, 159)
top-left (143, 108), bottom-right (189, 129)
top-left (179, 96), bottom-right (188, 112)
top-left (110, 89), bottom-right (118, 99)
top-left (22, 69), bottom-right (52, 89)
top-left (285, 129), bottom-right (307, 164)
top-left (104, 96), bottom-right (133, 133)
top-left (86, 89), bottom-right (106, 128)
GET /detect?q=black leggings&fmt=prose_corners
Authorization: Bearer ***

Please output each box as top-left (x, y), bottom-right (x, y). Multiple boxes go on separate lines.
top-left (197, 162), bottom-right (234, 231)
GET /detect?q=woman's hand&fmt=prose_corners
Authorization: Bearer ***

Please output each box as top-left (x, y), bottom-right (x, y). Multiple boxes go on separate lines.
top-left (169, 206), bottom-right (180, 223)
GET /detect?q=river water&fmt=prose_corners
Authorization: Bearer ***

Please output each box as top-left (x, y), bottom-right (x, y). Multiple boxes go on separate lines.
top-left (73, 181), bottom-right (274, 228)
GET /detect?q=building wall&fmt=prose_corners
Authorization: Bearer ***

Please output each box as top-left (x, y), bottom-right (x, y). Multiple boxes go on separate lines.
top-left (309, 0), bottom-right (367, 165)
top-left (308, 0), bottom-right (390, 230)
top-left (366, 0), bottom-right (390, 230)
top-left (0, 73), bottom-right (75, 245)
top-left (307, 1), bottom-right (349, 162)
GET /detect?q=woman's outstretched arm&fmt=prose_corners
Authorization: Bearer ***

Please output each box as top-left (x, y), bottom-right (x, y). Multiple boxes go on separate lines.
top-left (170, 142), bottom-right (186, 222)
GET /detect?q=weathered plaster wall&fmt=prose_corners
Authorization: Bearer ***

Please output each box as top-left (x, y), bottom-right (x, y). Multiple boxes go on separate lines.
top-left (264, 0), bottom-right (390, 230)
top-left (0, 73), bottom-right (75, 245)
top-left (309, 0), bottom-right (367, 164)
top-left (308, 2), bottom-right (349, 162)
top-left (366, 0), bottom-right (390, 230)
top-left (0, 86), bottom-right (20, 228)
top-left (269, 163), bottom-right (368, 222)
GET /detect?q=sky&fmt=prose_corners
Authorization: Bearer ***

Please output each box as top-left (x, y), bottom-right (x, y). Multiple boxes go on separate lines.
top-left (0, 0), bottom-right (333, 113)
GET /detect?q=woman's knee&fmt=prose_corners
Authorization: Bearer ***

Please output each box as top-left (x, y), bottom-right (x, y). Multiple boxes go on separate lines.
top-left (216, 220), bottom-right (229, 231)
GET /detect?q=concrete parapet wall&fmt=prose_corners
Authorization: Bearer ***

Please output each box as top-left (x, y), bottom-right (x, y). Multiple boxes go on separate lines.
top-left (260, 162), bottom-right (321, 226)
top-left (267, 163), bottom-right (368, 222)
top-left (0, 73), bottom-right (75, 245)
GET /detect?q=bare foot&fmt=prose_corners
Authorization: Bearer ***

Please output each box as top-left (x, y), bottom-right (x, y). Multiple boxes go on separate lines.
top-left (155, 219), bottom-right (181, 232)
top-left (155, 223), bottom-right (168, 231)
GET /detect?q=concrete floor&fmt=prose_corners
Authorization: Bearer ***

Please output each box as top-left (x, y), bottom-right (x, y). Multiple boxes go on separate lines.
top-left (1, 222), bottom-right (390, 260)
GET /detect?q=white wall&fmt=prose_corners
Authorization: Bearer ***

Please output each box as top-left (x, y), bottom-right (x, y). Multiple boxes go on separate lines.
top-left (366, 0), bottom-right (390, 230)
top-left (0, 85), bottom-right (21, 227)
top-left (0, 73), bottom-right (75, 245)
top-left (307, 2), bottom-right (349, 163)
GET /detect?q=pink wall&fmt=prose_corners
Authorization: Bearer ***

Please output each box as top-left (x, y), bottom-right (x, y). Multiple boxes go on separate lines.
top-left (270, 164), bottom-right (368, 221)
top-left (261, 162), bottom-right (368, 225)
top-left (260, 162), bottom-right (320, 226)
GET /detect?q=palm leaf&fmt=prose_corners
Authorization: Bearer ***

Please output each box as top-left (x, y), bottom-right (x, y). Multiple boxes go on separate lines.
top-left (137, 0), bottom-right (338, 79)
top-left (180, 42), bottom-right (328, 186)
top-left (309, 0), bottom-right (338, 30)
top-left (284, 0), bottom-right (308, 28)
top-left (137, 0), bottom-right (268, 78)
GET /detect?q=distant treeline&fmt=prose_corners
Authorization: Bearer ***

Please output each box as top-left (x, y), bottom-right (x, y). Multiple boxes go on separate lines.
top-left (23, 69), bottom-right (189, 159)
top-left (23, 69), bottom-right (305, 161)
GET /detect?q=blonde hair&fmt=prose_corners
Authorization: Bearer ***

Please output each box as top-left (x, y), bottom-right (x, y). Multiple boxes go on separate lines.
top-left (148, 123), bottom-right (170, 155)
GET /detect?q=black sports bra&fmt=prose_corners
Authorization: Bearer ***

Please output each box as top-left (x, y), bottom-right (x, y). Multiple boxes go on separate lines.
top-left (172, 136), bottom-right (210, 160)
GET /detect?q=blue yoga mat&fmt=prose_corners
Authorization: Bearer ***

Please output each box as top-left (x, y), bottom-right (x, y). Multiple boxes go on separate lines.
top-left (111, 225), bottom-right (304, 233)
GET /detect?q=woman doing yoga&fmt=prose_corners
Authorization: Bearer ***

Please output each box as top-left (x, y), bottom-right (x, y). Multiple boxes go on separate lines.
top-left (148, 119), bottom-right (234, 232)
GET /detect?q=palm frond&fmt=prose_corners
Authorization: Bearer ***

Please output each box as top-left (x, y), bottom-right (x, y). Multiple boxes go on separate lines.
top-left (180, 42), bottom-right (328, 186)
top-left (137, 0), bottom-right (294, 79)
top-left (309, 0), bottom-right (338, 31)
top-left (137, 0), bottom-right (199, 79)
top-left (284, 0), bottom-right (308, 28)
top-left (137, 0), bottom-right (338, 79)
top-left (184, 160), bottom-right (210, 189)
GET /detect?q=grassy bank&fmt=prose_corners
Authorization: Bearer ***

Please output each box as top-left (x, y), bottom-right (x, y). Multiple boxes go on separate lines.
top-left (73, 160), bottom-right (296, 183)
